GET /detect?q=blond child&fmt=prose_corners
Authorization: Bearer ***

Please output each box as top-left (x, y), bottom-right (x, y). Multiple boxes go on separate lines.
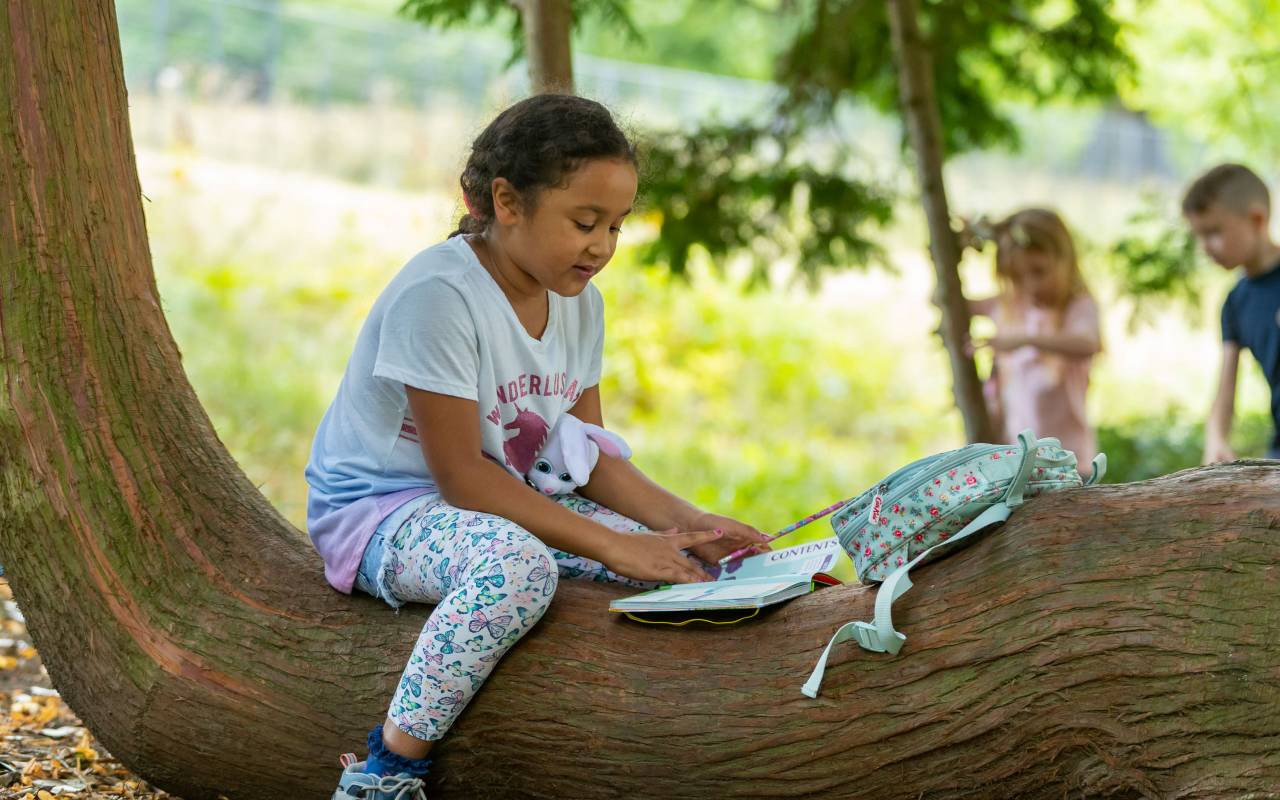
top-left (966, 208), bottom-right (1102, 472)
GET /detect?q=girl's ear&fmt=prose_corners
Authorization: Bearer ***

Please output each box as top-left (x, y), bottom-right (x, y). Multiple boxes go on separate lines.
top-left (561, 425), bottom-right (595, 487)
top-left (582, 423), bottom-right (632, 460)
top-left (491, 177), bottom-right (523, 226)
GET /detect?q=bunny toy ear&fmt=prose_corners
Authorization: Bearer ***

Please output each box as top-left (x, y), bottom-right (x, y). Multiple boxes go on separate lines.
top-left (582, 423), bottom-right (632, 460)
top-left (557, 415), bottom-right (595, 488)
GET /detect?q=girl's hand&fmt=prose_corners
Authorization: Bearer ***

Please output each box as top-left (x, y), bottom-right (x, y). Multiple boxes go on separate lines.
top-left (1203, 439), bottom-right (1237, 465)
top-left (685, 513), bottom-right (772, 563)
top-left (603, 529), bottom-right (722, 584)
top-left (972, 333), bottom-right (1026, 353)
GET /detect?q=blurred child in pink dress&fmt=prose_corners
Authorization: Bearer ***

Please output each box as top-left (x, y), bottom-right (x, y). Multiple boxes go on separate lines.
top-left (966, 208), bottom-right (1102, 474)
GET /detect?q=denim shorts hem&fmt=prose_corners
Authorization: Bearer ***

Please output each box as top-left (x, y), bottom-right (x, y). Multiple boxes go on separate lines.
top-left (354, 493), bottom-right (440, 608)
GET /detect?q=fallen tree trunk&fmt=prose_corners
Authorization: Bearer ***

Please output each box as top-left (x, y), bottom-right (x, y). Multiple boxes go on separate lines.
top-left (4, 3), bottom-right (1280, 799)
top-left (442, 465), bottom-right (1280, 799)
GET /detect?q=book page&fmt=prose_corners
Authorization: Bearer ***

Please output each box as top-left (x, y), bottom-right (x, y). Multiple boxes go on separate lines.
top-left (612, 578), bottom-right (804, 609)
top-left (711, 537), bottom-right (843, 582)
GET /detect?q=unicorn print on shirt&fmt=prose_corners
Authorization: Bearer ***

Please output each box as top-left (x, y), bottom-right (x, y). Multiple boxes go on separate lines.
top-left (501, 404), bottom-right (550, 474)
top-left (482, 370), bottom-right (588, 474)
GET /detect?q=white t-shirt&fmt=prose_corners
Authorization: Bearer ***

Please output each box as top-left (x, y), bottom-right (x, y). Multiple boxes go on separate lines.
top-left (304, 235), bottom-right (604, 589)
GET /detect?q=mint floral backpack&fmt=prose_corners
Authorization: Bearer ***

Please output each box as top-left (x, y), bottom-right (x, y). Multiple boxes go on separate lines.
top-left (802, 429), bottom-right (1106, 697)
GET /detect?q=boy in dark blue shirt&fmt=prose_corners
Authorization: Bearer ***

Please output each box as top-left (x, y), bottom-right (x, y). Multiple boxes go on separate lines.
top-left (1183, 164), bottom-right (1280, 461)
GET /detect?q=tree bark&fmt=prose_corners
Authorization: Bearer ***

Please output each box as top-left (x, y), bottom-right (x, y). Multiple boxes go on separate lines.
top-left (5, 2), bottom-right (1280, 799)
top-left (516, 0), bottom-right (574, 94)
top-left (885, 0), bottom-right (995, 444)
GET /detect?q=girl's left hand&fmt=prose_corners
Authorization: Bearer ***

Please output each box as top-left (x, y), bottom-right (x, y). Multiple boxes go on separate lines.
top-left (683, 512), bottom-right (771, 563)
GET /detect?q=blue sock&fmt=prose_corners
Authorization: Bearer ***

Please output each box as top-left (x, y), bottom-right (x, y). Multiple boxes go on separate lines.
top-left (364, 724), bottom-right (432, 778)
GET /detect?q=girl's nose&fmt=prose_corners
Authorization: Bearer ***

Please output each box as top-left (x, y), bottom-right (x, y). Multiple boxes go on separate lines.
top-left (587, 236), bottom-right (611, 259)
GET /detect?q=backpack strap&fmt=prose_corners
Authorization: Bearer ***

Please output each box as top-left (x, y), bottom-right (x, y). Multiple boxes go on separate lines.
top-left (1003, 429), bottom-right (1042, 508)
top-left (801, 430), bottom-right (1039, 698)
top-left (1085, 453), bottom-right (1107, 485)
top-left (800, 620), bottom-right (868, 699)
top-left (800, 501), bottom-right (1013, 697)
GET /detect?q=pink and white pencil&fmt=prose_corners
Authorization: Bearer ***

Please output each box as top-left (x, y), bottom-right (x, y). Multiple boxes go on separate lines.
top-left (717, 498), bottom-right (851, 566)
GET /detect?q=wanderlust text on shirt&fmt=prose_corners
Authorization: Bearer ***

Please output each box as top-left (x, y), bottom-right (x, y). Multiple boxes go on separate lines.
top-left (484, 371), bottom-right (583, 425)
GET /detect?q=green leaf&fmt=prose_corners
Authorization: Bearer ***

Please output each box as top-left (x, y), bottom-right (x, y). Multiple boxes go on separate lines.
top-left (639, 119), bottom-right (894, 285)
top-left (777, 0), bottom-right (1131, 156)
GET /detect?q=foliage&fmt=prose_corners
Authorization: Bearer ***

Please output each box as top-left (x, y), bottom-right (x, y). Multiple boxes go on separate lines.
top-left (639, 121), bottom-right (895, 282)
top-left (390, 0), bottom-right (1133, 284)
top-left (630, 0), bottom-right (1131, 281)
top-left (1097, 410), bottom-right (1272, 484)
top-left (115, 0), bottom-right (526, 106)
top-left (1120, 0), bottom-right (1280, 165)
top-left (114, 2), bottom-right (1280, 536)
top-left (777, 0), bottom-right (1132, 156)
top-left (399, 0), bottom-right (641, 65)
top-left (572, 0), bottom-right (796, 80)
top-left (593, 256), bottom-right (961, 530)
top-left (1106, 195), bottom-right (1203, 329)
top-left (398, 0), bottom-right (804, 81)
top-left (120, 0), bottom-right (1141, 289)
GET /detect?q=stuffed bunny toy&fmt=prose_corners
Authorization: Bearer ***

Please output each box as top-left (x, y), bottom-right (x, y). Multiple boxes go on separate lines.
top-left (526, 415), bottom-right (632, 495)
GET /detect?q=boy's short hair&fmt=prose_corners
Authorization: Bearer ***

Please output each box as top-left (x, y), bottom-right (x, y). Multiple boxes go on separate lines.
top-left (1183, 163), bottom-right (1270, 216)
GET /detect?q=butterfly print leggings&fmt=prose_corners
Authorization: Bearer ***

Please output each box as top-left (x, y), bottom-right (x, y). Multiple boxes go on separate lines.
top-left (365, 493), bottom-right (658, 741)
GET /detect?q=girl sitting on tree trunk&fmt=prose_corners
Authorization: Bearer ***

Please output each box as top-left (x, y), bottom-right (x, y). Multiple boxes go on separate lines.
top-left (304, 94), bottom-right (769, 799)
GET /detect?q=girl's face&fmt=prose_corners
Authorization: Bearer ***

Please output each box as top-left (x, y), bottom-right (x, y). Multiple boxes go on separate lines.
top-left (495, 158), bottom-right (638, 297)
top-left (1005, 247), bottom-right (1069, 308)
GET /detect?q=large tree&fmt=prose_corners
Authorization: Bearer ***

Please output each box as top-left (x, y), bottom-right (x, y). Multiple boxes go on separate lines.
top-left (5, 3), bottom-right (1280, 799)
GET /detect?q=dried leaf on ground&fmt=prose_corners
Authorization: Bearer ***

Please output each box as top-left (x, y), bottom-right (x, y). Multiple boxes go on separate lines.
top-left (0, 579), bottom-right (187, 799)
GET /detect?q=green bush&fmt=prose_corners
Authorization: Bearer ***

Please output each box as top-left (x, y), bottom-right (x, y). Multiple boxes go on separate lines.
top-left (1096, 410), bottom-right (1272, 484)
top-left (594, 257), bottom-right (960, 532)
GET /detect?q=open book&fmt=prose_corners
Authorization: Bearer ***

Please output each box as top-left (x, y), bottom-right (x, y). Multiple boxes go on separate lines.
top-left (609, 537), bottom-right (850, 615)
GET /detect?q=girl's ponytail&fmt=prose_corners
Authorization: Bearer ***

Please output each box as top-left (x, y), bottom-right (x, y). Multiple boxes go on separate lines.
top-left (450, 180), bottom-right (491, 238)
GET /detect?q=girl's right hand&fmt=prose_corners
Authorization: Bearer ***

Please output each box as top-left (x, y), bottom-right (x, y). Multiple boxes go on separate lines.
top-left (1203, 440), bottom-right (1236, 464)
top-left (604, 529), bottom-right (722, 584)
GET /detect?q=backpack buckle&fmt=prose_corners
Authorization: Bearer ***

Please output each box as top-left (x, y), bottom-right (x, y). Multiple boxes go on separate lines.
top-left (851, 620), bottom-right (905, 655)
